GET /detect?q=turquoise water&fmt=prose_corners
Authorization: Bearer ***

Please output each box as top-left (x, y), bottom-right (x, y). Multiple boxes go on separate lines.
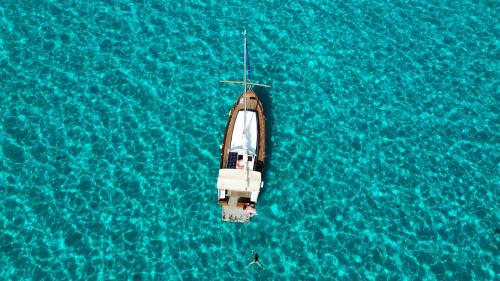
top-left (0, 0), bottom-right (498, 280)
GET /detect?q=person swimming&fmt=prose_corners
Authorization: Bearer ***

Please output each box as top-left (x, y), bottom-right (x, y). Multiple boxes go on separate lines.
top-left (246, 253), bottom-right (263, 269)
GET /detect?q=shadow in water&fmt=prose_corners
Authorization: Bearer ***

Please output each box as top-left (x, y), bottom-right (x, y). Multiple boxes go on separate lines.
top-left (255, 86), bottom-right (274, 193)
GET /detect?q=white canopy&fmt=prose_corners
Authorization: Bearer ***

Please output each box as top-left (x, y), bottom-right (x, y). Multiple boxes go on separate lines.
top-left (230, 111), bottom-right (257, 154)
top-left (217, 169), bottom-right (262, 192)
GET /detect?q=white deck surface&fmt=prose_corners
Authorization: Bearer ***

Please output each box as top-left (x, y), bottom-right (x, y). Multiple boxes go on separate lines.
top-left (230, 111), bottom-right (257, 154)
top-left (216, 169), bottom-right (261, 192)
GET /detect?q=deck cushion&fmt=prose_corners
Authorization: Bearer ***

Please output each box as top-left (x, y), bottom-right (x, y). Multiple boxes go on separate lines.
top-left (217, 169), bottom-right (261, 192)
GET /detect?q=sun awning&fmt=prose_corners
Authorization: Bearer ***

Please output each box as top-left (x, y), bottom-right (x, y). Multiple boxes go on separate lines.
top-left (216, 169), bottom-right (261, 192)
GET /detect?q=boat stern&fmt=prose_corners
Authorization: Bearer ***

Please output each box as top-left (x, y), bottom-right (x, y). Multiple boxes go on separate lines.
top-left (217, 169), bottom-right (261, 223)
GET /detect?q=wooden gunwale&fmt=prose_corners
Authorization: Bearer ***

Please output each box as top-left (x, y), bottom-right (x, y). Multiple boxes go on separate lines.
top-left (219, 88), bottom-right (266, 173)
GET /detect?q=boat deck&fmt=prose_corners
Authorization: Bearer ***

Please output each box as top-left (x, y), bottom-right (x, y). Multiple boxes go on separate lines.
top-left (221, 196), bottom-right (250, 222)
top-left (222, 206), bottom-right (250, 222)
top-left (220, 88), bottom-right (266, 172)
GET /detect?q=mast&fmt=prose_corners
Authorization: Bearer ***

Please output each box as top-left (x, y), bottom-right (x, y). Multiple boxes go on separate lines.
top-left (243, 30), bottom-right (247, 141)
top-left (243, 29), bottom-right (247, 95)
top-left (243, 29), bottom-right (249, 182)
top-left (219, 30), bottom-right (271, 183)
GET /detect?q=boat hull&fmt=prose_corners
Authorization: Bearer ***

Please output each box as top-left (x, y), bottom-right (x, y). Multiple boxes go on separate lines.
top-left (217, 88), bottom-right (266, 222)
top-left (220, 88), bottom-right (265, 173)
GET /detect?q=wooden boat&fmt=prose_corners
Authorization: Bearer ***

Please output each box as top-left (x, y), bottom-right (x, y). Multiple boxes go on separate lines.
top-left (217, 30), bottom-right (270, 223)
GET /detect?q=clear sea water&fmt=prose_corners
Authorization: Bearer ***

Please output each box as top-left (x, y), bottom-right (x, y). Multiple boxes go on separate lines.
top-left (0, 1), bottom-right (498, 280)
